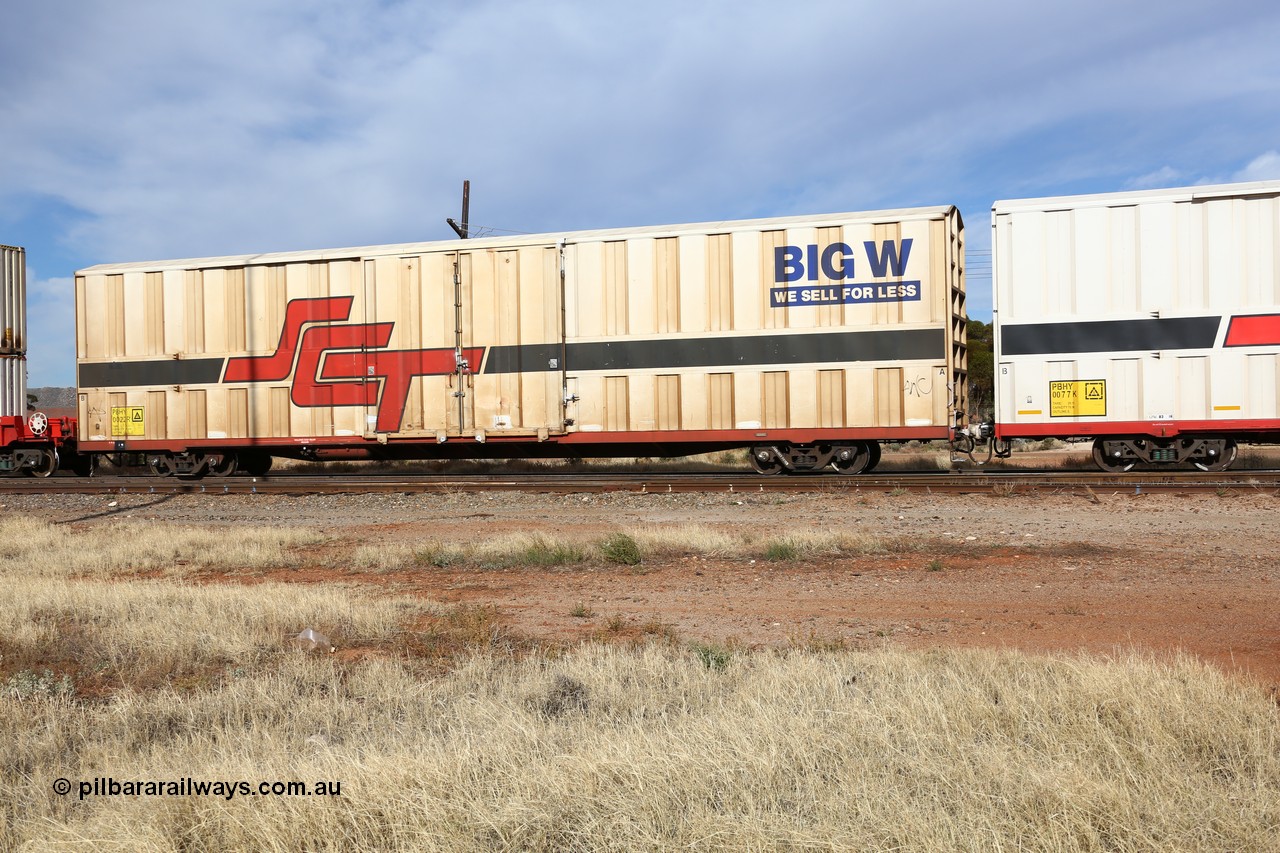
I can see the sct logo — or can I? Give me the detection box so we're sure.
[774,239,914,282]
[222,296,481,433]
[771,240,921,308]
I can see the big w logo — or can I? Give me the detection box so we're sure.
[222,297,482,433]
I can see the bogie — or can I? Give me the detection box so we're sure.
[23,448,59,478]
[1090,437,1239,473]
[750,442,880,476]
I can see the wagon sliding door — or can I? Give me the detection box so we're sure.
[359,245,565,440]
[450,245,567,439]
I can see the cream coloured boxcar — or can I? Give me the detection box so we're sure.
[992,179,1280,471]
[76,207,968,477]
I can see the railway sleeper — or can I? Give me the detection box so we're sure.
[1091,437,1237,473]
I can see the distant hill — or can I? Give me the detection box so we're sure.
[28,386,76,410]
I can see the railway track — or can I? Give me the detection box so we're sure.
[3,468,1279,496]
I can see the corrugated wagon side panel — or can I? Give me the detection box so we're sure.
[731,231,763,332]
[995,181,1280,438]
[559,210,962,439]
[526,247,563,429]
[412,252,457,436]
[676,234,708,334]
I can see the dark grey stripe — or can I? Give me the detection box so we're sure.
[484,328,945,374]
[78,328,945,387]
[484,343,563,374]
[79,358,227,388]
[1001,317,1220,356]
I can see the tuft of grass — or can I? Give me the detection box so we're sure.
[5,668,75,700]
[926,558,945,572]
[531,674,590,718]
[569,602,595,619]
[763,539,800,562]
[691,642,734,671]
[520,535,587,567]
[414,543,464,568]
[600,532,643,566]
[629,524,745,557]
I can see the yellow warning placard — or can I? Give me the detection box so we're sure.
[1049,380,1106,417]
[110,406,145,436]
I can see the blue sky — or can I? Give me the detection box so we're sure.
[3,0,1279,387]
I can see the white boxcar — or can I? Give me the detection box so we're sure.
[1,245,26,419]
[76,207,967,476]
[992,179,1280,471]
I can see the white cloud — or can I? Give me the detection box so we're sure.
[1124,166,1186,190]
[1233,150,1280,182]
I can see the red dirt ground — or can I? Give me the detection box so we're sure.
[40,483,1266,689]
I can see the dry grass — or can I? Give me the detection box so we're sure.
[353,532,588,571]
[0,574,425,694]
[3,643,1277,851]
[351,525,904,573]
[0,516,322,578]
[0,515,433,697]
[2,514,1277,851]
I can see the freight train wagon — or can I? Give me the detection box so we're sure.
[0,245,78,476]
[990,179,1280,471]
[74,207,969,477]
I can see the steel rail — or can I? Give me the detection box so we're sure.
[2,468,1279,496]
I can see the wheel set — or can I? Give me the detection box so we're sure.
[1090,437,1240,473]
[143,451,271,479]
[749,442,880,476]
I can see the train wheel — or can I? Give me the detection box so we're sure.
[207,453,238,477]
[148,454,174,477]
[749,446,784,475]
[240,452,273,477]
[25,449,59,478]
[175,454,210,480]
[831,442,873,475]
[1192,440,1237,472]
[1091,439,1136,473]
[865,441,882,473]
